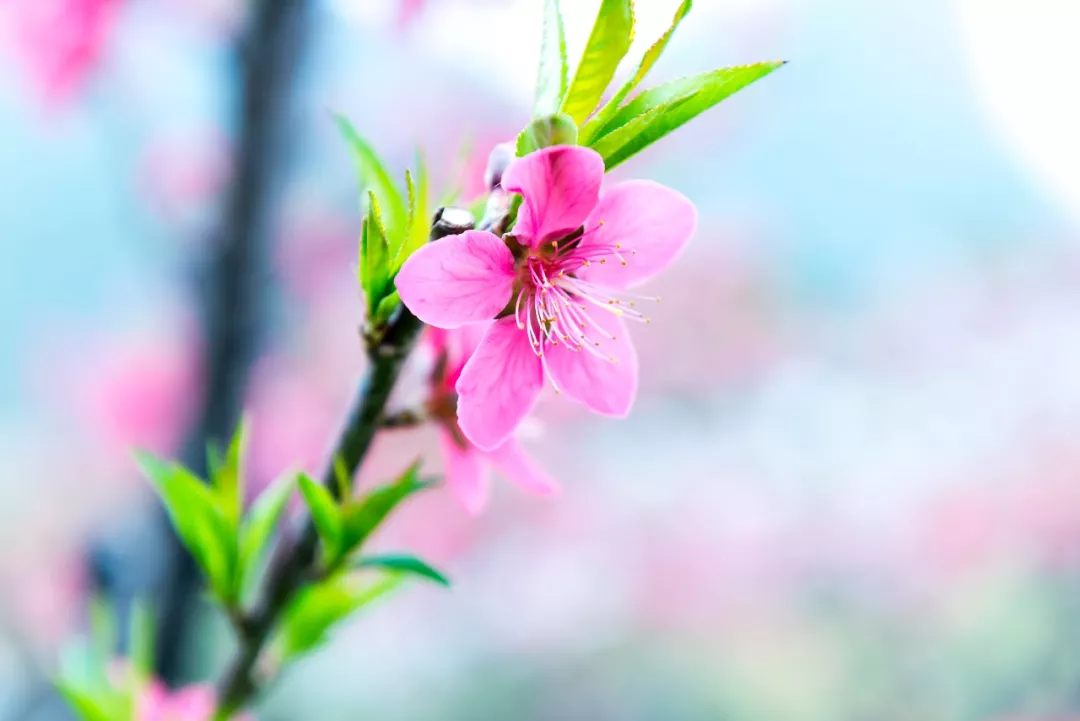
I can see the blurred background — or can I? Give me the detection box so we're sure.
[3,0,1080,719]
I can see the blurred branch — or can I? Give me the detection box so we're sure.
[153,0,311,682]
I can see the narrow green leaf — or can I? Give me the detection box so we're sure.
[517,113,579,157]
[362,192,394,317]
[560,0,635,124]
[341,462,433,552]
[276,574,402,660]
[238,473,295,598]
[591,61,785,169]
[332,455,353,500]
[127,601,155,679]
[355,554,450,587]
[373,290,401,327]
[136,452,237,600]
[396,160,430,269]
[214,417,248,527]
[534,0,568,117]
[55,682,111,721]
[588,90,696,164]
[335,114,407,243]
[297,473,343,560]
[88,597,115,666]
[580,0,692,144]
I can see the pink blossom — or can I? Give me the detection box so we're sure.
[395,145,697,450]
[3,0,121,105]
[422,325,559,513]
[135,683,229,721]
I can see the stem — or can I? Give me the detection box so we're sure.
[213,209,474,719]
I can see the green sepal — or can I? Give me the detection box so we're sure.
[560,0,635,124]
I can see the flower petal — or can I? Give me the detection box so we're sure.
[395,230,515,328]
[545,308,638,416]
[483,438,561,497]
[456,317,543,450]
[502,145,604,247]
[579,180,697,288]
[438,428,488,514]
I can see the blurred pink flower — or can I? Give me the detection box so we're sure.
[2,0,121,105]
[422,325,558,514]
[74,331,201,461]
[136,682,244,721]
[396,0,425,29]
[138,131,231,226]
[396,145,697,450]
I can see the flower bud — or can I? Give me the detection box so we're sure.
[483,141,516,190]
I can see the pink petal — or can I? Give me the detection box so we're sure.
[545,308,638,417]
[502,146,604,247]
[579,180,698,289]
[456,317,543,451]
[438,428,488,514]
[395,230,515,328]
[483,439,561,497]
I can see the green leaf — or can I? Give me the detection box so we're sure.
[238,473,295,598]
[589,61,785,169]
[213,418,248,527]
[55,682,112,721]
[588,90,695,165]
[354,554,450,587]
[560,0,635,124]
[516,113,579,157]
[297,472,344,561]
[373,289,401,327]
[88,597,116,664]
[341,462,433,552]
[362,192,394,316]
[580,0,692,144]
[127,600,155,679]
[137,452,237,601]
[335,114,407,243]
[275,574,402,660]
[397,157,430,270]
[534,0,568,117]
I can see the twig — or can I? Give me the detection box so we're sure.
[213,209,475,719]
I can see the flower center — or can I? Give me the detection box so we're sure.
[510,224,659,366]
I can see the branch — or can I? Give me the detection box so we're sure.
[213,208,475,719]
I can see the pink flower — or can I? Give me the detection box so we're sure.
[395,145,697,450]
[136,683,228,721]
[423,325,559,513]
[3,0,121,105]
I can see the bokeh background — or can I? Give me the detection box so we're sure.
[3,0,1080,719]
